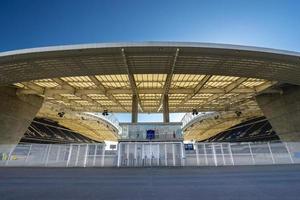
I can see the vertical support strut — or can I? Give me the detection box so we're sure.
[180,142,185,166]
[117,143,121,167]
[134,142,137,167]
[212,144,217,166]
[204,143,208,165]
[94,144,98,167]
[66,144,73,167]
[45,144,52,166]
[172,143,176,166]
[195,144,200,166]
[165,143,167,166]
[268,142,275,164]
[132,94,138,123]
[101,144,106,167]
[220,144,225,165]
[163,94,170,123]
[248,143,255,165]
[24,144,33,164]
[285,142,294,164]
[84,144,88,167]
[150,142,152,167]
[228,143,235,166]
[75,145,80,167]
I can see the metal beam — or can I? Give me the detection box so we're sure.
[88,75,128,111]
[21,82,45,95]
[121,48,144,112]
[17,87,265,96]
[44,103,258,113]
[202,77,248,105]
[177,75,212,110]
[52,78,105,110]
[158,48,179,112]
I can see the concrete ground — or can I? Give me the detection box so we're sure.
[0,165,300,200]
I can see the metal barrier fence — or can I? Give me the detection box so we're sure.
[0,143,117,167]
[118,142,184,167]
[1,142,300,167]
[185,142,300,166]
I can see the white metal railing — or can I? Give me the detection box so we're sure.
[181,112,218,129]
[85,112,122,134]
[1,142,300,167]
[117,142,184,167]
[0,143,117,167]
[185,142,300,166]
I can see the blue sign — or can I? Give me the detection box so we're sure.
[184,144,194,150]
[146,130,155,140]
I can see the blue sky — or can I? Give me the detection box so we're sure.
[1,0,300,52]
[1,0,299,122]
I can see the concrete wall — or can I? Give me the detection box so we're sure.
[0,87,43,144]
[256,85,300,141]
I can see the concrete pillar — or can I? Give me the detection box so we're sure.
[131,94,138,123]
[0,87,43,145]
[163,94,170,123]
[256,84,300,141]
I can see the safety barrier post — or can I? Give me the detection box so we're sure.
[172,143,176,166]
[285,142,294,164]
[83,144,88,167]
[101,144,106,167]
[248,143,255,165]
[45,144,52,166]
[134,142,137,167]
[5,145,15,166]
[212,144,217,166]
[142,143,145,166]
[204,143,208,165]
[267,142,275,164]
[195,144,200,166]
[93,145,98,166]
[117,143,121,167]
[158,143,160,166]
[220,144,225,165]
[150,142,152,167]
[180,142,185,166]
[228,143,235,166]
[75,145,80,167]
[24,144,33,165]
[56,146,61,163]
[66,144,73,167]
[164,143,167,166]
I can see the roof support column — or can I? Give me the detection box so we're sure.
[0,86,43,147]
[163,94,170,123]
[256,84,300,141]
[132,94,138,123]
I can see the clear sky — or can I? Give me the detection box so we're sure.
[1,0,299,122]
[1,0,300,52]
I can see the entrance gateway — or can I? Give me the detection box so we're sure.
[117,122,185,167]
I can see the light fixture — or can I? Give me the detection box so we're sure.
[58,112,65,118]
[192,109,198,115]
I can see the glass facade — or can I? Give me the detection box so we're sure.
[120,123,183,140]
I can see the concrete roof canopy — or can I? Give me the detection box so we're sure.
[1,42,300,141]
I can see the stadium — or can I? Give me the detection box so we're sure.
[0,42,300,167]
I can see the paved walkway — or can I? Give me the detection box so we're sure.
[1,165,300,200]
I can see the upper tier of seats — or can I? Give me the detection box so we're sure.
[201,117,280,142]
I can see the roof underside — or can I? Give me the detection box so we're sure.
[2,42,298,113]
[15,74,274,113]
[1,42,300,86]
[1,42,300,140]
